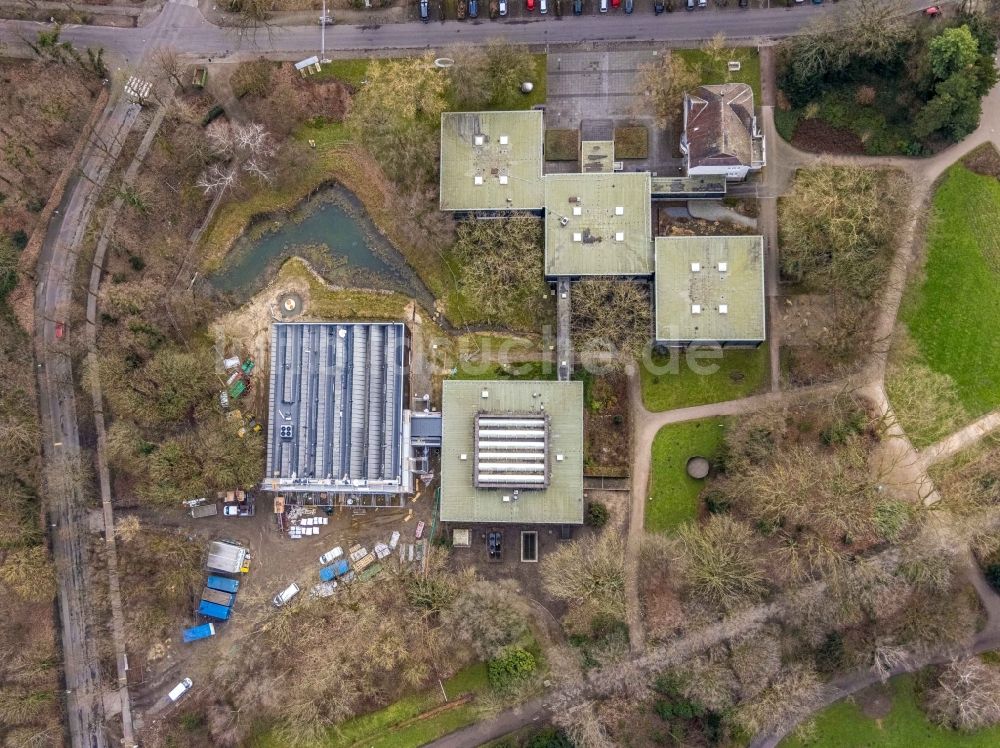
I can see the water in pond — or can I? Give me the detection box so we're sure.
[209,184,437,313]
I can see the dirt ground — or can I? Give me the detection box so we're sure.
[656,207,757,238]
[791,117,867,156]
[129,483,435,715]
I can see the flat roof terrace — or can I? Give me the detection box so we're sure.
[439,111,545,212]
[655,235,766,345]
[543,171,652,277]
[263,322,410,495]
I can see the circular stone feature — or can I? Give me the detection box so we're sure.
[686,456,710,480]
[521,81,534,93]
[277,292,303,319]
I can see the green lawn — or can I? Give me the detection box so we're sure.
[901,164,1000,417]
[640,346,769,412]
[675,48,761,103]
[646,418,727,533]
[449,361,556,381]
[252,663,489,748]
[781,674,1000,748]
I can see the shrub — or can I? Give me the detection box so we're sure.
[855,85,877,106]
[585,501,609,528]
[488,646,536,692]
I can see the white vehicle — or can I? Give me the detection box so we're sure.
[540,0,547,12]
[499,0,507,14]
[168,678,193,702]
[599,0,607,12]
[223,356,241,371]
[319,546,344,565]
[273,582,300,607]
[389,531,401,550]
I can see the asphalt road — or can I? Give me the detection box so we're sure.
[35,95,142,748]
[0,1,882,61]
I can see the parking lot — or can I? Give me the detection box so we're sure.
[415,0,771,23]
[545,49,683,175]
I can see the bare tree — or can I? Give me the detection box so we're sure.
[925,658,1000,732]
[633,52,700,129]
[571,279,651,368]
[541,532,627,623]
[152,46,186,90]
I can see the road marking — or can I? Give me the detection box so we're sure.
[53,441,63,447]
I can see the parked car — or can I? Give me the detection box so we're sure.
[573,0,583,13]
[540,0,547,12]
[319,546,344,565]
[457,0,467,17]
[686,0,694,9]
[469,0,479,16]
[54,321,65,340]
[415,520,425,538]
[499,0,507,14]
[654,0,664,11]
[420,0,429,20]
[272,582,300,607]
[739,0,748,6]
[611,0,620,7]
[488,531,502,559]
[168,678,193,702]
[697,0,706,6]
[389,531,401,550]
[526,0,534,10]
[599,0,608,12]
[924,5,941,16]
[624,0,632,12]
[555,0,562,16]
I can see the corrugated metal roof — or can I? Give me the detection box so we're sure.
[440,380,584,525]
[263,322,409,494]
[654,235,766,344]
[439,111,545,211]
[543,172,653,277]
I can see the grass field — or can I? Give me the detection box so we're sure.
[901,164,1000,417]
[614,126,649,159]
[449,361,557,381]
[675,48,762,103]
[252,663,490,748]
[646,418,727,533]
[640,346,769,412]
[781,673,1000,748]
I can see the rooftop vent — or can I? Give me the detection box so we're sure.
[572,206,583,216]
[460,453,468,460]
[615,206,624,215]
[691,262,701,272]
[719,304,729,314]
[474,175,484,185]
[615,232,625,241]
[499,175,509,185]
[474,135,485,146]
[559,216,570,227]
[691,304,702,315]
[573,232,583,242]
[718,261,728,272]
[481,389,489,399]
[499,135,509,145]
[556,454,564,462]
[280,424,293,439]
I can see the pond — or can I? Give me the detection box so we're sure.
[209,183,437,313]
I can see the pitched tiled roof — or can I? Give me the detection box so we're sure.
[685,83,756,170]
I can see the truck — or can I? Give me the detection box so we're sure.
[319,559,350,582]
[182,623,216,643]
[206,540,248,575]
[198,600,231,620]
[168,678,193,702]
[206,575,240,594]
[191,503,218,519]
[201,588,234,608]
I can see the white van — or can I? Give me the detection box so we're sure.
[273,582,300,607]
[319,546,344,565]
[540,0,547,12]
[168,678,193,702]
[599,0,607,11]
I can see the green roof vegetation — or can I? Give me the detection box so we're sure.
[440,380,584,525]
[543,172,652,277]
[654,235,766,344]
[439,111,545,211]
